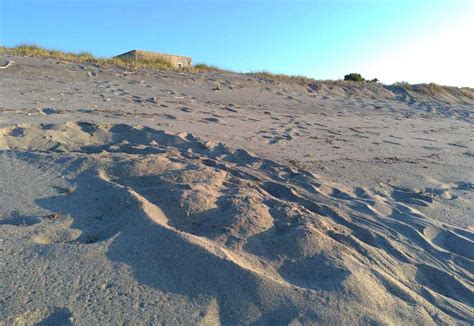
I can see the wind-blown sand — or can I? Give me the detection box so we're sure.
[1,56,473,325]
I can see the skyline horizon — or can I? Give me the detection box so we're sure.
[3,42,473,88]
[1,0,473,87]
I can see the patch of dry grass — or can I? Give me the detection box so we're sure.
[0,44,175,70]
[1,45,235,72]
[1,44,95,62]
[392,81,413,90]
[247,71,315,84]
[104,56,173,70]
[193,63,224,72]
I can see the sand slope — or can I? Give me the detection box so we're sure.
[1,121,472,324]
[1,56,473,324]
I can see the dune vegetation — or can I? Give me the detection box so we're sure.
[2,44,472,97]
[0,44,175,70]
[193,63,224,72]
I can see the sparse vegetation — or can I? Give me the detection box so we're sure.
[193,63,223,72]
[2,45,469,98]
[95,57,173,70]
[1,44,95,62]
[389,82,474,100]
[247,71,315,84]
[0,44,174,70]
[392,81,413,89]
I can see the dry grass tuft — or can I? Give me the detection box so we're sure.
[193,63,224,72]
[247,70,314,84]
[392,81,413,90]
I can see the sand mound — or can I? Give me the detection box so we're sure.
[1,122,473,324]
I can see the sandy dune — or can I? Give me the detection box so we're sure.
[0,56,473,325]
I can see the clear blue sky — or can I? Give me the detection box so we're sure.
[1,0,473,86]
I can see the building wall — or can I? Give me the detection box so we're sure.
[115,50,192,68]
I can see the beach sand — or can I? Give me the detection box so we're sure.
[1,56,473,325]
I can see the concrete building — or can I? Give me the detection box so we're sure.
[114,50,192,69]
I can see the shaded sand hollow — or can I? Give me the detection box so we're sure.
[0,56,473,325]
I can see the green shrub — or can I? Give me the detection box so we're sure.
[344,73,365,82]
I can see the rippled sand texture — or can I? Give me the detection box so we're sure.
[1,56,473,325]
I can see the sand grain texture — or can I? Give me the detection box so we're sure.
[1,56,473,325]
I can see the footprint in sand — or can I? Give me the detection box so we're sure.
[223,107,238,113]
[202,117,220,123]
[389,186,434,207]
[132,96,143,103]
[42,107,62,115]
[164,114,177,120]
[447,143,468,148]
[383,140,401,146]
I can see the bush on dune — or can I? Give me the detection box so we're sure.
[344,73,365,82]
[343,73,378,83]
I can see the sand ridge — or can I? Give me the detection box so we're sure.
[1,121,472,324]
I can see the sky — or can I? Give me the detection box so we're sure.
[1,0,473,86]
